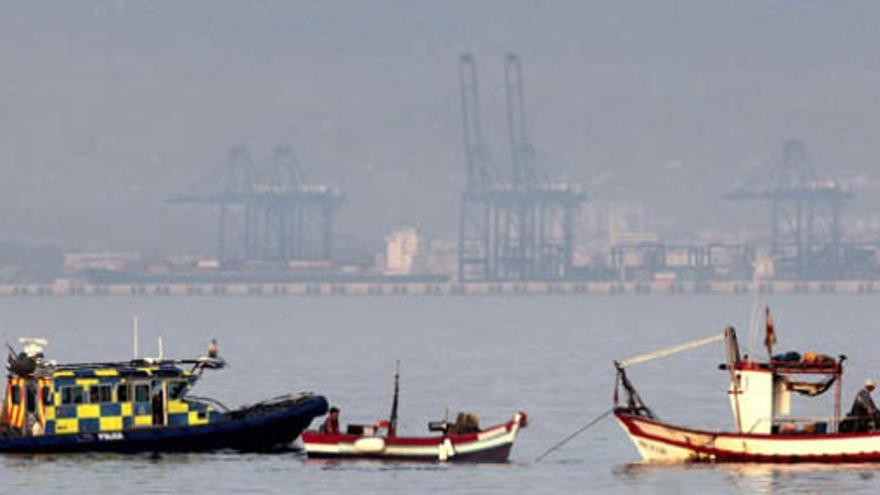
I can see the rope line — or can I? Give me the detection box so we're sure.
[534,409,613,463]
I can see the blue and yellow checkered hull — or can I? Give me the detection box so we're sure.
[0,394,328,453]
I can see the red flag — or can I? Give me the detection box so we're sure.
[764,306,777,357]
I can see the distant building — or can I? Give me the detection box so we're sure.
[608,202,658,246]
[195,259,221,270]
[64,252,142,274]
[384,227,419,275]
[753,252,775,280]
[416,238,458,278]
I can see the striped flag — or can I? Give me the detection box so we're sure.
[764,306,777,357]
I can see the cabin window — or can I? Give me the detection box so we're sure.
[134,384,150,403]
[117,383,129,402]
[11,385,21,405]
[61,386,85,405]
[168,381,188,400]
[26,387,36,413]
[89,384,113,404]
[41,387,52,406]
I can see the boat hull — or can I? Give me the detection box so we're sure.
[303,412,526,463]
[615,410,880,463]
[0,395,328,454]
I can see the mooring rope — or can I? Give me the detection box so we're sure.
[534,408,613,463]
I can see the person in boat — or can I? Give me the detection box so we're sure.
[208,339,219,359]
[151,384,165,426]
[843,379,880,433]
[320,407,340,435]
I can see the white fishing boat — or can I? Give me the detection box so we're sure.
[302,363,527,462]
[302,412,527,462]
[613,310,880,463]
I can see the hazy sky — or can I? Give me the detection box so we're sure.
[2,1,880,254]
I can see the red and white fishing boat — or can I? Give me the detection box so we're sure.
[302,364,527,462]
[614,309,880,463]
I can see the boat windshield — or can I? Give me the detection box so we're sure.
[169,381,189,400]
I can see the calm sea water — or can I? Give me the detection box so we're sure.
[1,294,879,494]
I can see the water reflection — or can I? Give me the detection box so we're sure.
[615,462,880,494]
[1,450,298,470]
[721,463,880,494]
[302,457,523,473]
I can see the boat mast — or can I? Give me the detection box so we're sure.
[133,316,139,359]
[389,360,399,437]
[725,326,744,433]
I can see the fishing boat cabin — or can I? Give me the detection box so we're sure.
[724,351,843,435]
[1,338,225,438]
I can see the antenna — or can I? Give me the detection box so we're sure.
[389,359,400,437]
[133,316,140,359]
[158,336,164,360]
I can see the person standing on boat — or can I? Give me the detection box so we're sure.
[847,379,880,432]
[320,407,341,435]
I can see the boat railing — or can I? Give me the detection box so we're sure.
[185,395,230,412]
[749,416,841,434]
[237,392,315,410]
[185,392,314,415]
[226,392,316,420]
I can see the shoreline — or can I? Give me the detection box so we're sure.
[0,280,878,297]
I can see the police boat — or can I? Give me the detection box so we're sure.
[0,338,328,453]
